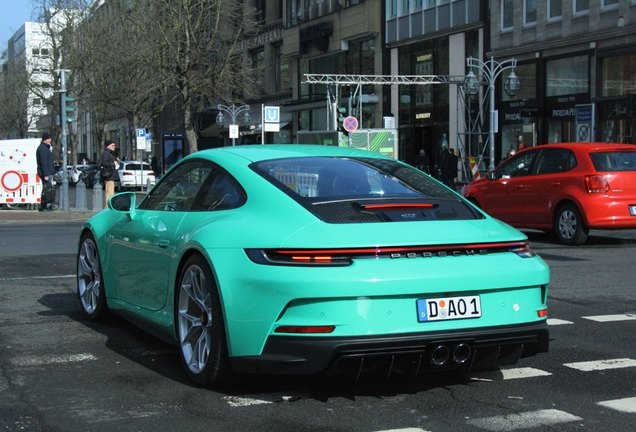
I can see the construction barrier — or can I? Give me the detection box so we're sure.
[469,156,481,181]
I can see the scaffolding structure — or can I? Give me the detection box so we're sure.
[304,73,495,183]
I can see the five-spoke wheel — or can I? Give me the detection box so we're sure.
[77,232,110,321]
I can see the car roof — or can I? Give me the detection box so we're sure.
[192,144,392,163]
[521,142,636,152]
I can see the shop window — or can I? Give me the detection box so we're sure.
[601,54,636,97]
[546,55,588,97]
[547,121,575,143]
[503,63,536,101]
[548,0,562,20]
[524,0,537,25]
[501,0,513,30]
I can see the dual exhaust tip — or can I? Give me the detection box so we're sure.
[430,343,472,366]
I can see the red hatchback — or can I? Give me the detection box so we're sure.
[462,143,636,245]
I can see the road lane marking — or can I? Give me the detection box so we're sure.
[11,353,97,366]
[0,275,75,281]
[564,358,636,371]
[582,314,636,322]
[375,429,431,432]
[466,409,582,431]
[469,367,552,382]
[597,397,636,413]
[223,396,273,407]
[547,318,573,325]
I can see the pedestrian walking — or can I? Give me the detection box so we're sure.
[36,132,55,211]
[100,140,120,202]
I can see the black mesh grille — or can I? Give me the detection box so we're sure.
[310,200,481,224]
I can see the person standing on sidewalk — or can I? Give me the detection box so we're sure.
[100,140,120,203]
[36,132,55,211]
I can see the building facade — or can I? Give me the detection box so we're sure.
[492,0,636,160]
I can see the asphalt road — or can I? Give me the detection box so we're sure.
[0,221,635,431]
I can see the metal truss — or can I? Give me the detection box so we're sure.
[304,74,467,86]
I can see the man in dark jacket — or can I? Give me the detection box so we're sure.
[100,140,120,202]
[36,132,55,211]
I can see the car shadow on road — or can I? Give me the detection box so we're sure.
[37,291,483,399]
[522,229,636,247]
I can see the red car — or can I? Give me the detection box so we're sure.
[462,143,636,245]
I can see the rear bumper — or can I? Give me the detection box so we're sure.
[229,321,549,377]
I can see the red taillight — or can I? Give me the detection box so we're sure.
[537,308,548,318]
[585,175,609,193]
[275,326,336,334]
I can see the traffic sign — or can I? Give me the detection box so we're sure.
[343,116,359,132]
[229,124,239,139]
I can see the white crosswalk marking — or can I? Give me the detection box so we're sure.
[10,353,97,366]
[564,358,636,371]
[597,397,636,413]
[547,318,573,325]
[469,367,552,381]
[466,409,582,431]
[582,314,636,322]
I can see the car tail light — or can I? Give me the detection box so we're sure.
[584,175,609,193]
[245,240,535,266]
[275,326,336,334]
[537,308,548,318]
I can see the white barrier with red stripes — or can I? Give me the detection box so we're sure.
[0,139,43,205]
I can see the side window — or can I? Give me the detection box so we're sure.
[193,169,246,210]
[535,148,574,175]
[141,161,213,211]
[499,151,537,178]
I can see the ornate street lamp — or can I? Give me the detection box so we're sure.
[216,103,251,146]
[464,57,520,170]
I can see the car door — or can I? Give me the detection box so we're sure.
[523,148,575,225]
[481,150,538,225]
[108,161,214,310]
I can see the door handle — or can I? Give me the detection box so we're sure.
[157,239,170,248]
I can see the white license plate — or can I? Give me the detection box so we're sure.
[417,295,482,322]
[630,205,636,216]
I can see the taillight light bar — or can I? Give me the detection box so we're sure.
[585,174,609,193]
[245,240,536,266]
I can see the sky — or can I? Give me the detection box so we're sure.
[0,0,35,45]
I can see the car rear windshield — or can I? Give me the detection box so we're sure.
[123,163,151,171]
[589,151,636,172]
[254,156,458,201]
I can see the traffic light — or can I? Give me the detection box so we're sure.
[65,95,75,123]
[337,106,348,136]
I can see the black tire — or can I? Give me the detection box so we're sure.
[77,232,111,321]
[175,254,231,387]
[554,203,588,245]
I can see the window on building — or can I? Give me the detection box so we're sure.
[255,0,266,23]
[252,49,265,94]
[414,0,423,10]
[602,0,619,7]
[402,0,410,14]
[502,0,513,30]
[32,48,39,56]
[424,0,436,8]
[33,98,42,106]
[574,0,589,14]
[40,48,49,56]
[274,44,290,94]
[546,55,588,97]
[388,0,397,17]
[525,0,537,25]
[601,53,636,97]
[548,0,562,20]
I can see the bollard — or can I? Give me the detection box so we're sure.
[146,178,152,191]
[93,182,103,213]
[75,179,89,212]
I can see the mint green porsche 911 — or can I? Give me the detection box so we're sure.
[77,145,549,387]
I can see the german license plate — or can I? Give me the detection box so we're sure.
[629,205,636,216]
[417,295,481,322]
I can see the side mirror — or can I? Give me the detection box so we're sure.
[109,191,137,218]
[486,171,497,180]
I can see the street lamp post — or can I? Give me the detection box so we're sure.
[216,103,251,146]
[463,56,520,171]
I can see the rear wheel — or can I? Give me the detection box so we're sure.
[77,232,111,321]
[176,254,231,387]
[554,203,588,245]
